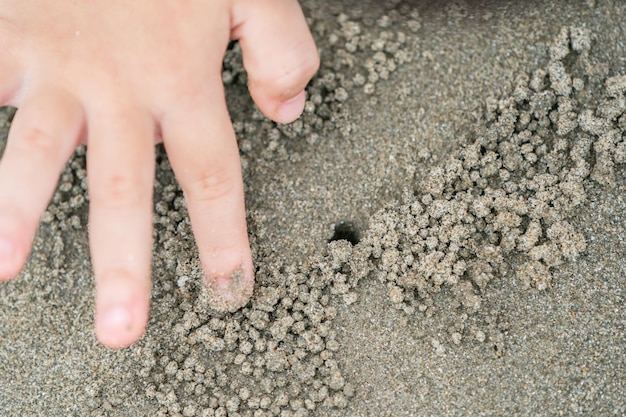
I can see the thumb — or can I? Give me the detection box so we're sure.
[231,0,319,123]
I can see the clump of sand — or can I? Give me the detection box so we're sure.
[367,26,600,312]
[369,25,626,314]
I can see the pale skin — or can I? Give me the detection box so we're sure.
[0,1,319,348]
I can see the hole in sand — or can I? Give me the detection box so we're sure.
[329,221,361,245]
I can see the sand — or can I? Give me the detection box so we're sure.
[1,0,626,415]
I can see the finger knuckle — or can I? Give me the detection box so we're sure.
[164,77,203,106]
[257,52,320,96]
[155,70,210,109]
[186,169,236,205]
[16,126,57,156]
[90,172,144,207]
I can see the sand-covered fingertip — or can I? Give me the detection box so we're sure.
[201,266,255,313]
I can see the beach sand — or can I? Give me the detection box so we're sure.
[1,0,625,415]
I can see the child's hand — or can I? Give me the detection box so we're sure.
[0,1,319,348]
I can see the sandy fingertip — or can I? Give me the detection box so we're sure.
[204,266,254,313]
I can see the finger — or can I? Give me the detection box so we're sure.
[232,0,319,123]
[0,88,83,280]
[161,82,253,312]
[87,105,155,348]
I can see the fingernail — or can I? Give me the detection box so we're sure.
[100,305,133,333]
[277,91,306,123]
[0,236,15,260]
[212,276,236,302]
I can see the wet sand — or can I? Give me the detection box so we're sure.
[1,0,625,415]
